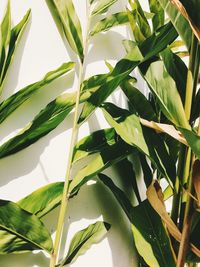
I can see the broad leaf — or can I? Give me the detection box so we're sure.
[78,22,178,124]
[0,62,75,124]
[1,9,31,88]
[0,89,93,159]
[148,0,164,30]
[48,0,84,61]
[92,0,117,16]
[90,11,130,36]
[140,60,189,129]
[59,221,110,265]
[120,78,157,121]
[0,182,64,254]
[158,0,192,48]
[99,174,176,267]
[0,200,53,254]
[101,103,176,184]
[161,47,187,105]
[18,182,64,218]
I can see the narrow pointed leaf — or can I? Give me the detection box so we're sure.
[129,0,151,38]
[1,9,31,86]
[148,0,164,30]
[0,0,11,87]
[0,0,11,51]
[99,174,176,267]
[158,0,192,48]
[140,60,189,129]
[0,89,93,159]
[0,62,75,124]
[49,0,83,61]
[92,0,117,16]
[60,221,110,265]
[0,200,53,254]
[78,22,177,124]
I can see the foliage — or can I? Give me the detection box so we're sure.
[0,0,200,267]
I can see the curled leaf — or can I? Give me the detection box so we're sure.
[147,180,200,257]
[140,118,188,146]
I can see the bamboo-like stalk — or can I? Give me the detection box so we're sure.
[49,2,91,266]
[176,34,200,267]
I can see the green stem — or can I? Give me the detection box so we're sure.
[171,146,186,225]
[177,34,199,267]
[49,2,91,267]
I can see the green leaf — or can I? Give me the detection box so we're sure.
[78,22,178,124]
[101,103,176,184]
[73,128,117,163]
[0,200,53,254]
[188,211,200,262]
[191,89,200,122]
[180,0,200,39]
[102,103,149,155]
[49,0,84,61]
[0,182,64,254]
[158,0,192,48]
[69,138,134,197]
[148,0,164,30]
[140,60,189,129]
[120,78,157,121]
[99,174,176,267]
[1,9,31,87]
[161,48,187,105]
[0,62,75,124]
[131,200,176,267]
[17,182,64,218]
[0,0,11,87]
[59,221,110,265]
[90,11,130,36]
[0,89,93,159]
[129,0,151,39]
[179,128,200,160]
[92,0,117,16]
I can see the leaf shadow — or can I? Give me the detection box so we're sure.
[0,110,74,188]
[0,71,74,143]
[86,31,126,66]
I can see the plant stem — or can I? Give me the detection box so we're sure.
[49,2,91,266]
[177,34,199,267]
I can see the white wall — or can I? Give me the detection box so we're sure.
[0,1,140,266]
